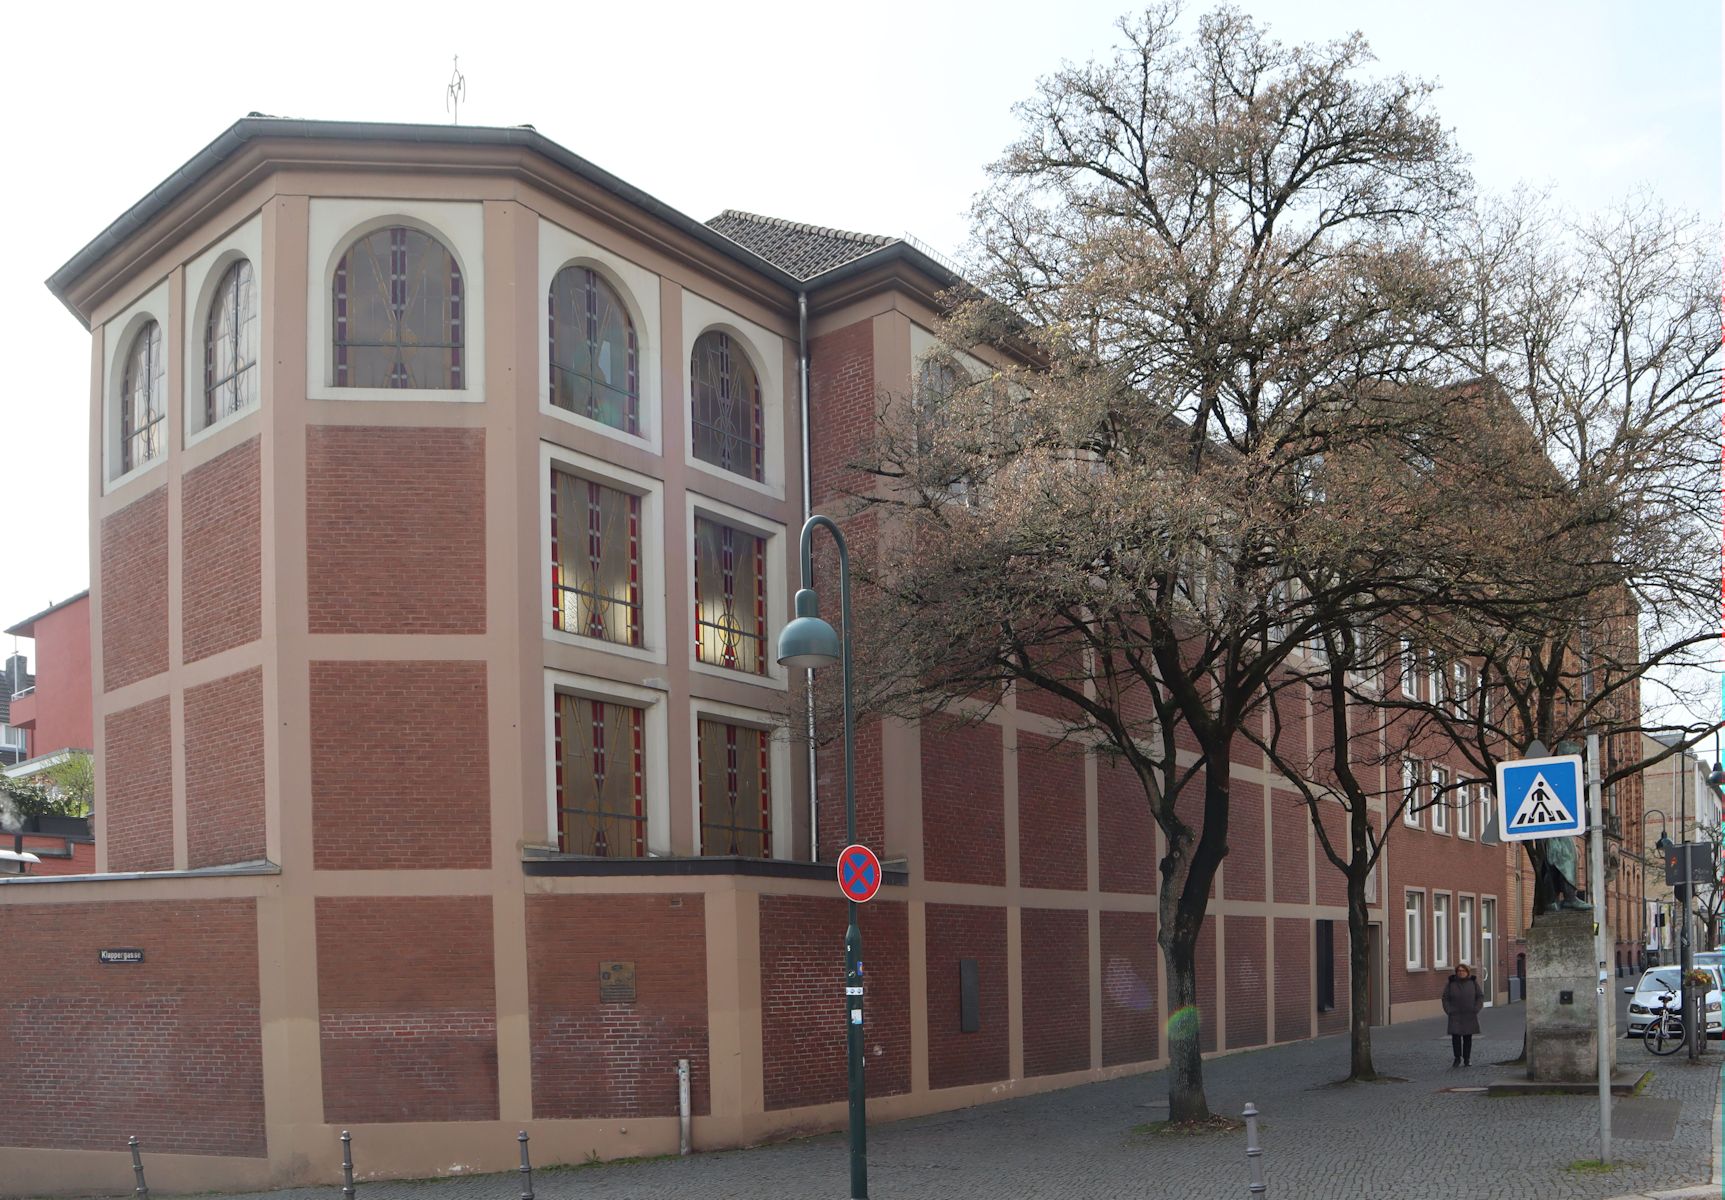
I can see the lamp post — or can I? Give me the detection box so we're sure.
[1642,809,1669,969]
[776,513,867,1200]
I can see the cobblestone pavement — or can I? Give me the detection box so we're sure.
[57,1005,1724,1200]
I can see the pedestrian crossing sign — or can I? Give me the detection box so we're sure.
[1495,754,1585,842]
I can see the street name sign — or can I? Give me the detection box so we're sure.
[1495,754,1585,842]
[838,844,882,903]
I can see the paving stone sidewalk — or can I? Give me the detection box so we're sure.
[46,1005,1723,1200]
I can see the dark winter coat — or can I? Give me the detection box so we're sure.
[1442,973,1485,1036]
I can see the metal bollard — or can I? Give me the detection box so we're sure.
[517,1131,535,1200]
[1243,1102,1266,1196]
[340,1129,355,1200]
[128,1136,150,1200]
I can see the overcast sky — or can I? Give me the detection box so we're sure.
[2,1,1718,697]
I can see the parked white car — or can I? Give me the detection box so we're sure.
[1624,965,1725,1038]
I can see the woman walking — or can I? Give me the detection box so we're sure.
[1443,962,1485,1067]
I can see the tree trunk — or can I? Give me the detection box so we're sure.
[1346,875,1376,1080]
[1158,918,1211,1122]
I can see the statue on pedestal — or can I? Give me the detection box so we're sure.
[1540,834,1591,911]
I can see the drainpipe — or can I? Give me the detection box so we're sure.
[800,291,819,862]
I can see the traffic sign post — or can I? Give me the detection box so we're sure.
[1495,755,1585,842]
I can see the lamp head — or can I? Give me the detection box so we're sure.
[777,589,841,669]
[1708,762,1725,790]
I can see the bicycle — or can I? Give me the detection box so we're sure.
[1644,989,1688,1056]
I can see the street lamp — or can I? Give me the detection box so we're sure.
[1642,809,1670,968]
[777,513,867,1200]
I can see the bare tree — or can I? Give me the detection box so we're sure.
[846,4,1470,1122]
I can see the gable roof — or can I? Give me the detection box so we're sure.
[705,210,895,281]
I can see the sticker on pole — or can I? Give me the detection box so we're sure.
[838,844,882,903]
[1495,754,1584,842]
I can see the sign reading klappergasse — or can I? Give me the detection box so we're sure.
[1496,754,1585,842]
[98,948,144,964]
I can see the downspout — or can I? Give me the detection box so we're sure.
[800,291,819,862]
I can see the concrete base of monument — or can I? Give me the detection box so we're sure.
[1525,909,1617,1083]
[1486,1068,1649,1097]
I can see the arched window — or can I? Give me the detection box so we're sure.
[690,331,764,482]
[332,226,463,389]
[204,259,258,427]
[120,321,165,473]
[549,266,639,434]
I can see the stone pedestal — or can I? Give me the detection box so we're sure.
[1526,909,1616,1082]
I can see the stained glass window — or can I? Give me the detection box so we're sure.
[693,516,766,675]
[120,320,165,473]
[550,469,642,646]
[690,331,764,481]
[332,226,464,389]
[697,718,772,857]
[549,266,638,433]
[554,694,646,857]
[204,259,258,427]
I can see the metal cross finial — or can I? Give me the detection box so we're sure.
[446,55,467,125]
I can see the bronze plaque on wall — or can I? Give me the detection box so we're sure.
[599,960,636,1003]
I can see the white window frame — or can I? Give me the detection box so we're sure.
[543,668,671,857]
[682,290,787,501]
[1430,763,1449,834]
[1405,889,1425,970]
[1479,785,1495,838]
[538,218,663,455]
[183,213,265,447]
[686,490,788,690]
[1402,758,1422,828]
[1400,639,1417,699]
[1432,891,1452,969]
[1457,775,1472,838]
[540,441,667,665]
[306,198,486,403]
[102,278,172,490]
[687,696,795,861]
[1459,894,1476,971]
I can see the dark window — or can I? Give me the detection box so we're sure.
[204,259,258,427]
[332,226,464,389]
[550,468,642,646]
[120,321,165,473]
[549,266,638,433]
[690,330,764,481]
[553,694,646,858]
[696,718,772,857]
[693,515,767,674]
[1316,919,1336,1013]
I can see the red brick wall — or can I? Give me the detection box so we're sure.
[1194,920,1219,1053]
[1098,758,1156,895]
[310,661,489,869]
[809,320,874,506]
[924,903,1009,1090]
[759,896,909,1110]
[1100,910,1159,1066]
[1387,799,1506,1009]
[1270,790,1310,903]
[0,899,264,1156]
[316,896,498,1123]
[16,594,92,759]
[817,717,883,862]
[1223,786,1265,901]
[306,426,485,634]
[921,720,1004,887]
[181,437,261,663]
[100,487,168,690]
[1021,907,1089,1077]
[185,667,265,868]
[526,894,709,1119]
[17,835,96,875]
[1223,915,1268,1049]
[104,696,172,872]
[1273,917,1312,1043]
[1315,801,1349,906]
[1018,734,1086,891]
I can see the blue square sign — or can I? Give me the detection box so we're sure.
[1495,754,1585,842]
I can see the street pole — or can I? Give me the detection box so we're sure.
[1586,731,1611,1165]
[787,514,868,1200]
[1683,760,1694,1060]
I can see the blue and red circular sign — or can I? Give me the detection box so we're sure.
[838,844,882,903]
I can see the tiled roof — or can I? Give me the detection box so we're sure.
[706,210,895,281]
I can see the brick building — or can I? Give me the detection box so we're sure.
[0,118,1516,1194]
[2,592,96,874]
